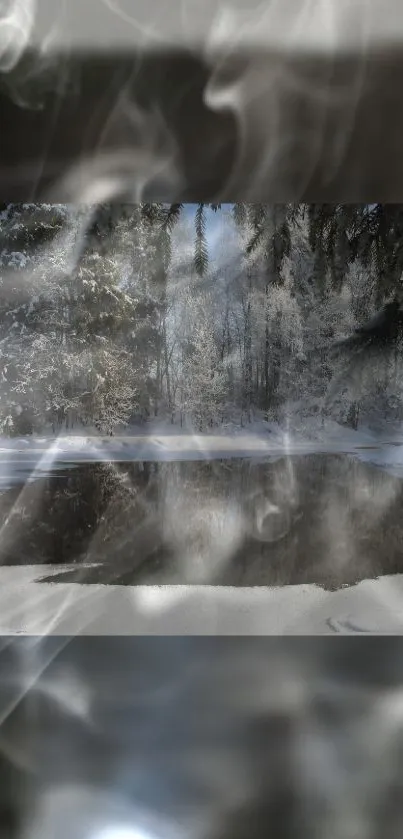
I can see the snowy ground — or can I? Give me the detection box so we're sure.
[0,564,403,635]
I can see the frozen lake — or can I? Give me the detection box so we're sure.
[0,425,403,634]
[2,429,403,576]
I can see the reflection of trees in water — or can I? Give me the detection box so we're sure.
[1,455,403,587]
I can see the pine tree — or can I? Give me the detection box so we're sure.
[0,203,140,435]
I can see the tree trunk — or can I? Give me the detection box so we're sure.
[162,318,172,414]
[242,265,253,423]
[264,322,270,412]
[154,354,161,417]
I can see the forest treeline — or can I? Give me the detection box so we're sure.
[0,202,402,436]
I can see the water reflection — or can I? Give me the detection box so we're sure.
[0,453,402,588]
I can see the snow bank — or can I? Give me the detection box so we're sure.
[0,565,402,635]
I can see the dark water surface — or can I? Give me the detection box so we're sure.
[2,452,403,589]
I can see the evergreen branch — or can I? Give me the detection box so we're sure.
[161,203,184,231]
[194,203,209,277]
[245,225,265,255]
[232,203,248,229]
[141,203,163,224]
[245,204,270,256]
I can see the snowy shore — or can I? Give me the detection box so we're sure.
[0,564,402,635]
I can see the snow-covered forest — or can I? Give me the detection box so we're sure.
[1,202,403,437]
[2,203,403,588]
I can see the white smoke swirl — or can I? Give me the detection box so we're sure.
[203,0,372,198]
[0,0,36,71]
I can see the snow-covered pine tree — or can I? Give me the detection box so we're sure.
[0,203,72,434]
[0,203,142,435]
